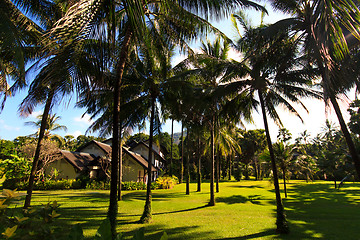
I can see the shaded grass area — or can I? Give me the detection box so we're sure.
[23,180,360,239]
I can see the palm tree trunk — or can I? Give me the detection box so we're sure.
[228,154,231,181]
[180,123,184,183]
[140,95,155,223]
[170,119,173,176]
[109,26,132,237]
[197,135,201,192]
[282,168,287,198]
[258,90,288,234]
[209,116,215,206]
[186,129,190,195]
[24,91,54,208]
[329,95,360,179]
[118,124,123,201]
[216,148,220,193]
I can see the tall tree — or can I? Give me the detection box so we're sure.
[268,0,360,179]
[218,12,321,233]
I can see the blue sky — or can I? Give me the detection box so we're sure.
[0,3,353,141]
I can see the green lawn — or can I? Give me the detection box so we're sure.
[23,180,360,239]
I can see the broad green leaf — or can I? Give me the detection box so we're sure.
[2,225,17,239]
[159,232,168,240]
[68,224,84,240]
[132,227,145,240]
[95,218,112,240]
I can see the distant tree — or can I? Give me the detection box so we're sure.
[277,128,292,143]
[238,129,267,180]
[0,139,16,160]
[348,100,360,136]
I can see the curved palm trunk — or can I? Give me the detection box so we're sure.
[118,124,123,201]
[228,154,231,181]
[330,95,360,179]
[311,30,360,180]
[197,135,201,192]
[209,116,215,206]
[216,148,220,193]
[170,119,173,176]
[140,95,155,223]
[186,129,190,195]
[258,90,288,234]
[109,26,132,237]
[24,91,54,208]
[282,168,287,198]
[180,123,184,183]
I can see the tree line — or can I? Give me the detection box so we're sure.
[2,0,360,237]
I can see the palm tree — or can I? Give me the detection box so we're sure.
[25,113,67,139]
[217,12,321,233]
[50,0,266,236]
[268,0,360,179]
[0,0,44,110]
[19,1,91,209]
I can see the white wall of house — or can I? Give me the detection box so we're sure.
[122,155,146,182]
[45,159,79,179]
[132,145,156,164]
[80,145,106,157]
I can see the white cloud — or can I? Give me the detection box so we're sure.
[0,119,20,132]
[227,48,242,61]
[29,111,43,119]
[74,114,94,125]
[70,130,82,138]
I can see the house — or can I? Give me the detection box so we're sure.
[47,139,167,183]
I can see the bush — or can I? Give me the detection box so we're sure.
[121,181,146,190]
[2,179,82,191]
[86,180,111,190]
[156,176,178,189]
[0,189,61,240]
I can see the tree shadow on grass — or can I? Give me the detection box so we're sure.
[273,182,360,239]
[216,194,264,205]
[120,224,215,240]
[119,204,209,218]
[122,191,186,202]
[214,229,276,239]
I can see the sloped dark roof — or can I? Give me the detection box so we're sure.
[144,139,169,155]
[76,140,112,155]
[59,150,97,171]
[130,141,166,162]
[122,147,157,172]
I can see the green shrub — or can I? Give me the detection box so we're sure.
[155,176,178,189]
[2,179,83,191]
[121,181,146,190]
[86,180,111,190]
[0,189,61,240]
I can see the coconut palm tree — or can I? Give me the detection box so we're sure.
[0,0,45,110]
[216,12,322,233]
[19,1,93,209]
[50,0,266,236]
[268,0,360,179]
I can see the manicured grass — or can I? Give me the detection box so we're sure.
[22,180,360,239]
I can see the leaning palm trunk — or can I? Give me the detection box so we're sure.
[259,90,288,234]
[118,124,123,201]
[24,92,54,208]
[140,95,155,223]
[209,116,215,206]
[170,119,173,176]
[109,27,133,237]
[180,124,184,183]
[282,168,287,198]
[216,148,220,193]
[197,135,201,192]
[186,130,190,195]
[330,94,360,179]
